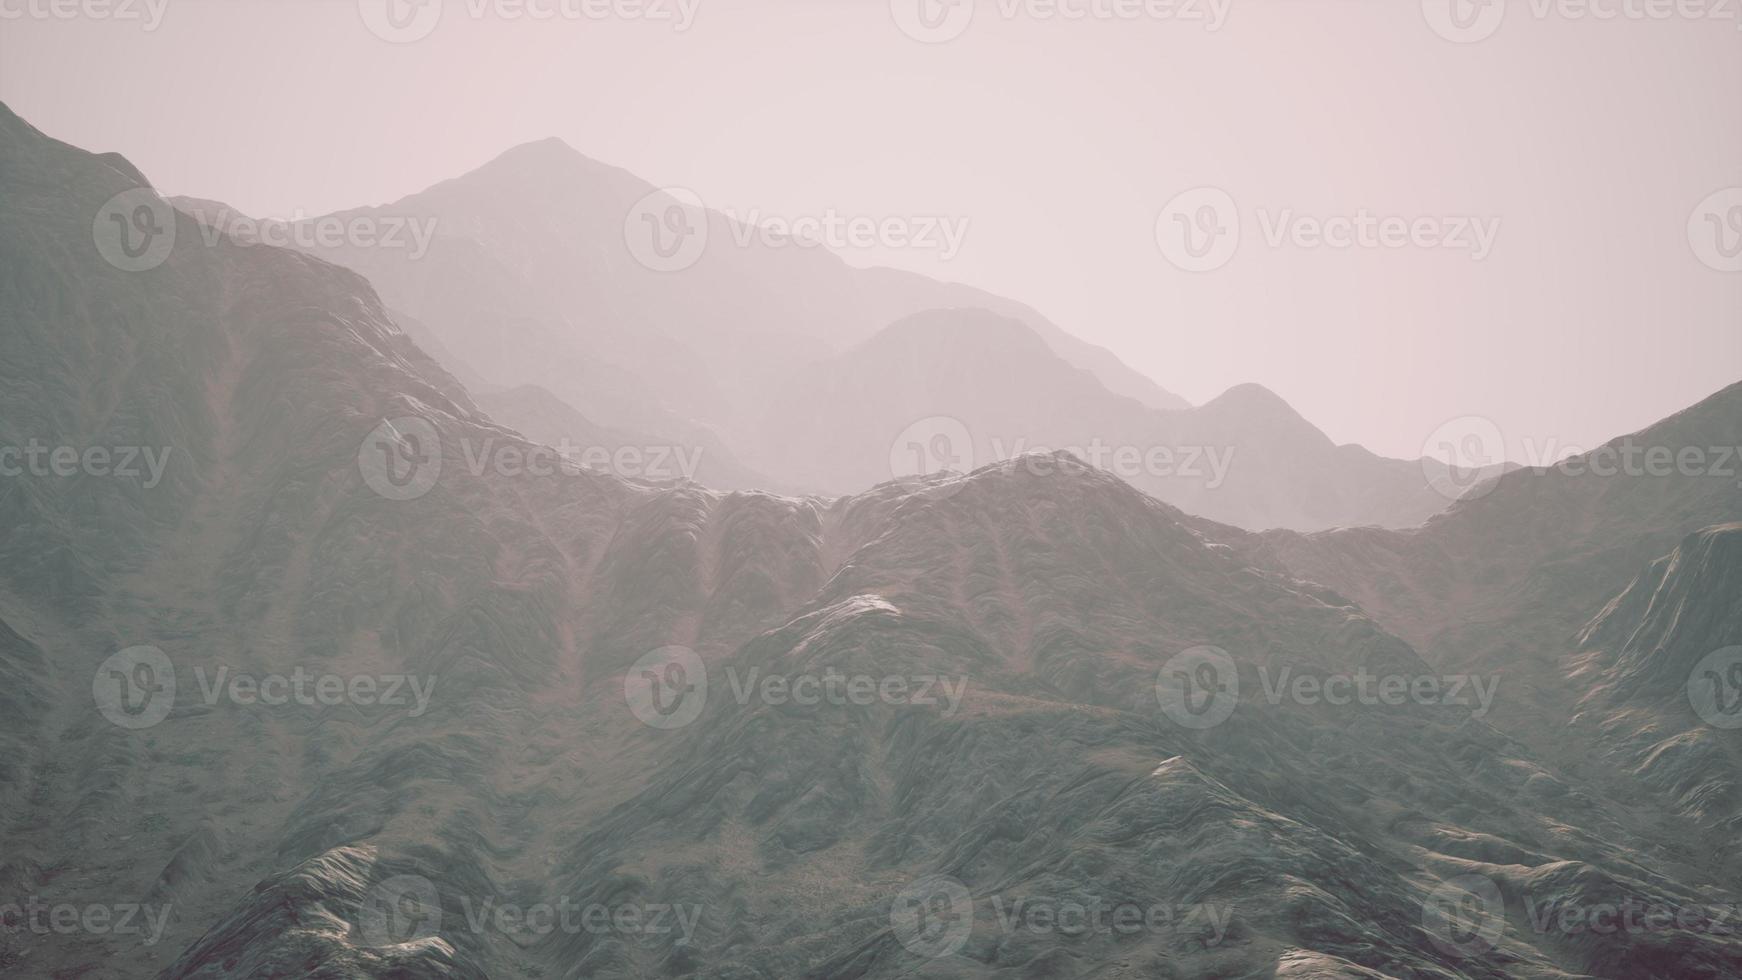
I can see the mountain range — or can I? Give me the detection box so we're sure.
[251,137,1499,532]
[2,101,1738,980]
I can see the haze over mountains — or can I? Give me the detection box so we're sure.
[3,101,1740,980]
[234,136,1500,532]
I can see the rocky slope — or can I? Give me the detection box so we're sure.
[2,102,1739,980]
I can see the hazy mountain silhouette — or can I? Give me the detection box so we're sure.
[5,103,1740,980]
[276,138,1495,531]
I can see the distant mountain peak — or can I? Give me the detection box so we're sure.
[869,307,1050,352]
[1206,382,1293,413]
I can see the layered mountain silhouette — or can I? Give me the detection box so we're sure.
[3,102,1739,980]
[276,137,1489,532]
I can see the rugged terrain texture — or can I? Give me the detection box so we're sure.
[2,103,1738,980]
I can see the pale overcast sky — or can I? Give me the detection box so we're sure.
[4,0,1738,460]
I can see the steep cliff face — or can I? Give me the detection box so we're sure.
[3,102,1739,980]
[1564,524,1742,830]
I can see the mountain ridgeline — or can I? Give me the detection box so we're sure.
[1,103,1739,980]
